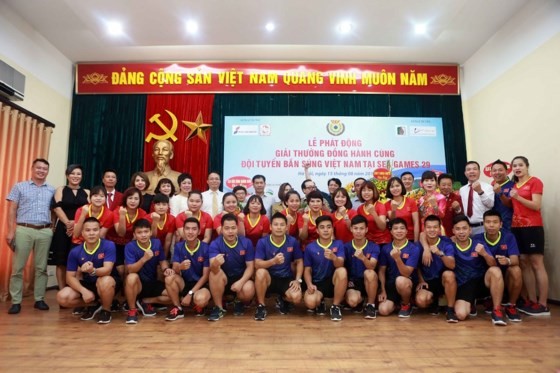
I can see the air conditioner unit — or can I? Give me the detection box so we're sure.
[0,60,25,101]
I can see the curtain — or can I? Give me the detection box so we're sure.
[0,100,54,301]
[67,94,147,190]
[210,94,467,183]
[143,94,214,191]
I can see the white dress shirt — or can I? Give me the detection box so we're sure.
[201,189,224,218]
[459,180,495,225]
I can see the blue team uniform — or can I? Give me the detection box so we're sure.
[419,236,455,281]
[209,235,255,278]
[343,240,380,279]
[304,239,345,283]
[124,239,166,282]
[255,235,302,278]
[172,240,210,283]
[453,237,492,286]
[67,239,118,284]
[475,231,519,271]
[379,240,420,282]
[493,179,514,231]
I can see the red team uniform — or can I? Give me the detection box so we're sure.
[72,205,115,244]
[384,197,417,241]
[331,209,357,243]
[280,209,303,238]
[243,214,271,247]
[357,203,391,245]
[511,177,543,227]
[145,212,177,244]
[175,210,214,242]
[298,211,324,249]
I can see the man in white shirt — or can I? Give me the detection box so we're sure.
[351,177,366,209]
[459,161,494,235]
[252,174,274,219]
[201,172,224,218]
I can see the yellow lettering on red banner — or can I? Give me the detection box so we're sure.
[361,70,396,86]
[149,70,182,87]
[218,70,244,86]
[328,72,357,85]
[282,71,324,86]
[249,73,279,85]
[400,71,428,86]
[186,72,212,85]
[111,68,145,85]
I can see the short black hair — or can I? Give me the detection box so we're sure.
[90,185,106,197]
[83,217,100,225]
[252,174,266,183]
[465,161,480,170]
[315,215,333,226]
[153,193,170,204]
[133,218,151,230]
[421,170,437,182]
[400,171,413,179]
[483,209,502,222]
[232,185,247,194]
[271,212,288,224]
[306,190,323,202]
[389,217,408,229]
[32,158,49,167]
[424,215,441,225]
[453,215,470,226]
[184,216,200,228]
[350,215,368,226]
[491,159,508,170]
[243,194,267,215]
[221,213,238,226]
[438,173,454,184]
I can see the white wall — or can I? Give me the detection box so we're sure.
[462,0,560,300]
[0,1,73,186]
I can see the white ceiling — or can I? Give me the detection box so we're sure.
[4,0,530,64]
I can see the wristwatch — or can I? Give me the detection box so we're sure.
[296,278,302,283]
[188,290,194,296]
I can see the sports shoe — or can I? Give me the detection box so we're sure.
[429,302,440,315]
[364,303,377,319]
[121,301,129,312]
[72,307,85,315]
[233,300,245,316]
[469,300,478,317]
[254,304,267,321]
[520,302,551,316]
[153,303,168,311]
[505,304,522,322]
[491,308,507,326]
[483,298,493,314]
[398,303,413,318]
[110,299,120,312]
[80,304,102,321]
[165,306,185,321]
[97,309,112,324]
[330,305,342,321]
[446,307,458,323]
[136,300,156,317]
[208,306,225,321]
[315,300,327,316]
[352,304,364,314]
[126,309,139,324]
[193,305,205,316]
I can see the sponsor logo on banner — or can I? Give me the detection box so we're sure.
[326,120,345,136]
[410,126,437,137]
[396,126,407,136]
[226,176,253,189]
[232,125,258,136]
[259,124,271,136]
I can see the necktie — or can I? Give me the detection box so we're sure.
[212,191,218,217]
[466,185,473,218]
[107,192,114,208]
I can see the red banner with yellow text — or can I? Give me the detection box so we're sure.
[77,62,459,95]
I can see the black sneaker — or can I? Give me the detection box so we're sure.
[97,309,112,324]
[429,302,440,315]
[352,304,364,314]
[165,306,185,321]
[398,303,413,318]
[208,306,225,321]
[233,300,245,316]
[315,300,327,316]
[110,299,120,313]
[80,305,102,321]
[469,300,478,317]
[446,307,458,323]
[505,305,522,322]
[254,304,267,321]
[491,308,507,326]
[72,307,85,315]
[364,303,377,319]
[330,305,342,321]
[121,301,129,312]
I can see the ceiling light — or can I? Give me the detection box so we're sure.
[186,21,198,34]
[337,21,353,34]
[106,21,123,36]
[265,22,275,32]
[414,23,427,35]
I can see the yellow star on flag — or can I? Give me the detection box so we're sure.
[183,111,212,143]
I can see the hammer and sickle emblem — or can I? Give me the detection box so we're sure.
[145,110,178,142]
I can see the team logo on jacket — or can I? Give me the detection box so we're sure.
[98,253,105,259]
[471,252,478,257]
[402,253,409,259]
[287,247,293,253]
[198,257,204,262]
[332,247,338,253]
[154,251,160,256]
[500,245,508,251]
[240,250,246,255]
